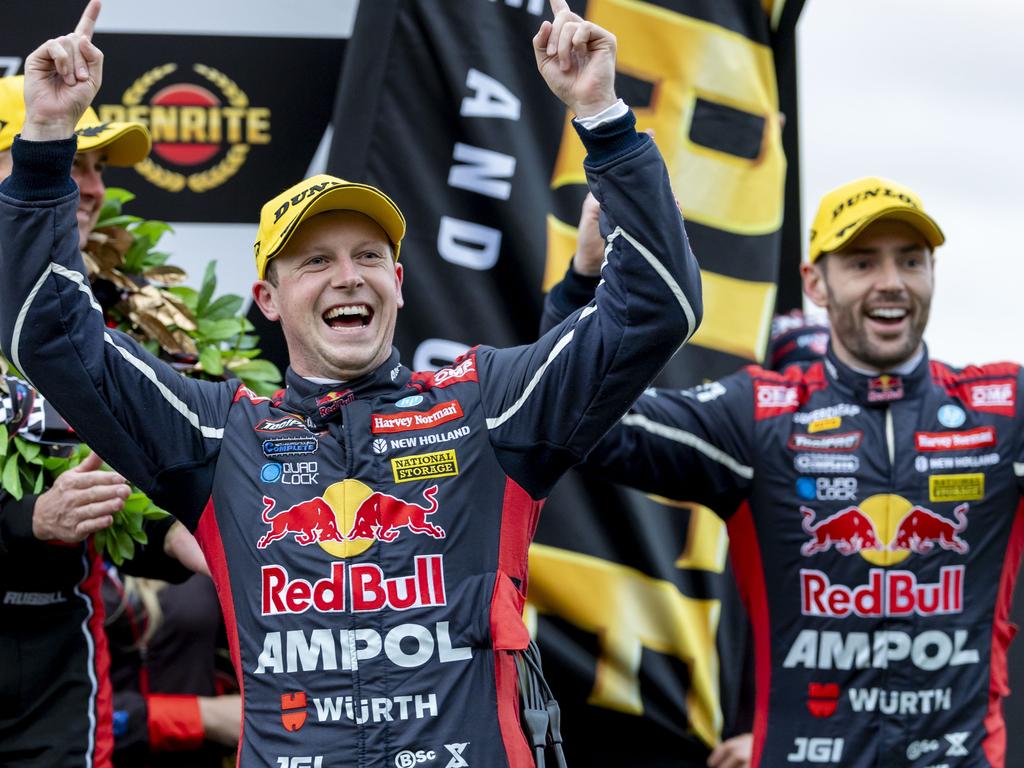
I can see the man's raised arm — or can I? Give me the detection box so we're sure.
[0,1,233,528]
[473,2,704,498]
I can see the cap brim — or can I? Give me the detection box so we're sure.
[816,207,945,261]
[77,122,151,166]
[269,184,406,263]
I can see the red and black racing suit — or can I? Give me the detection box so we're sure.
[542,268,1024,768]
[0,110,702,767]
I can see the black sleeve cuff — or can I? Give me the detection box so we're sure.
[0,492,39,555]
[0,136,78,201]
[550,262,600,315]
[572,109,648,168]
[118,516,192,583]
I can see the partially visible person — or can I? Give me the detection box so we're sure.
[543,196,830,768]
[0,376,200,768]
[542,175,1024,768]
[104,571,240,767]
[0,64,200,768]
[0,1,702,764]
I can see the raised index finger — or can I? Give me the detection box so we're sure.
[74,0,102,41]
[548,0,570,15]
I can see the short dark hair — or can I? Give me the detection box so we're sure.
[265,259,279,286]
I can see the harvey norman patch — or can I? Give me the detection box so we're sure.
[391,449,459,484]
[929,473,985,503]
[372,401,463,434]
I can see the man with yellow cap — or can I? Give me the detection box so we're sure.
[0,73,149,250]
[541,174,1023,768]
[0,1,702,766]
[0,70,216,768]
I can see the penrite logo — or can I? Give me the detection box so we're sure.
[97,63,271,193]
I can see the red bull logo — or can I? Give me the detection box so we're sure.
[800,495,969,565]
[801,566,964,618]
[261,555,446,616]
[867,374,904,403]
[257,481,445,557]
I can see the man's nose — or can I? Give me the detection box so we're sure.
[875,255,906,292]
[330,255,364,289]
[74,164,104,201]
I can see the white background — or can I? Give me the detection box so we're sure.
[798,0,1024,366]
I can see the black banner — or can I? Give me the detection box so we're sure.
[0,1,345,223]
[328,1,801,765]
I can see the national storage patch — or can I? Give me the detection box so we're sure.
[929,473,985,502]
[391,449,459,483]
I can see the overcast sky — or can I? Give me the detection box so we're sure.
[798,0,1024,366]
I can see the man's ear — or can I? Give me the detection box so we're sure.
[394,262,405,310]
[252,280,280,321]
[800,260,829,309]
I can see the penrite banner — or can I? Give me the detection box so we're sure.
[328,1,803,765]
[0,1,345,224]
[327,1,798,765]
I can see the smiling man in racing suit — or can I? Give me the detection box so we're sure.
[542,176,1024,768]
[0,1,703,766]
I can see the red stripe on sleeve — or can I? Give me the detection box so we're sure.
[983,499,1024,768]
[727,502,771,768]
[147,694,205,751]
[194,498,246,765]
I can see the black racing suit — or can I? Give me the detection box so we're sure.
[542,268,1024,768]
[0,489,189,767]
[0,110,702,767]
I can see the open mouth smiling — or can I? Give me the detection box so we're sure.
[323,304,373,330]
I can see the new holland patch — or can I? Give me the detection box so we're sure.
[390,449,459,484]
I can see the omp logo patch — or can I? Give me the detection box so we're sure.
[391,450,459,484]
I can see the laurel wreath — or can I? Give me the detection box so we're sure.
[1,187,282,564]
[126,63,256,194]
[122,63,178,106]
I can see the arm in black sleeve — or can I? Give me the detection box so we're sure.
[118,517,192,583]
[0,492,39,556]
[0,137,237,529]
[580,370,756,517]
[480,109,703,499]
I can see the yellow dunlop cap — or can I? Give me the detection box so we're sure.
[0,75,150,165]
[254,174,406,280]
[808,176,945,263]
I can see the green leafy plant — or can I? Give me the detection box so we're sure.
[2,187,283,564]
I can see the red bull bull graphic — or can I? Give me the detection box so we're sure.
[257,497,345,549]
[261,555,447,616]
[800,506,882,556]
[799,495,970,565]
[257,482,446,558]
[800,566,964,618]
[346,485,444,542]
[891,503,969,554]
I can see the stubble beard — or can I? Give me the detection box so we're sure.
[828,287,930,371]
